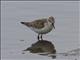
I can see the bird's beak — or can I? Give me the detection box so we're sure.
[52,23,55,29]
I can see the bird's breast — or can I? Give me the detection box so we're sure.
[30,23,53,34]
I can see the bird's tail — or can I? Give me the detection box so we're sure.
[21,22,32,27]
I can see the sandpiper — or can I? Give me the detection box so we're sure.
[21,16,55,40]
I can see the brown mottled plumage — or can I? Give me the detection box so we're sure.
[31,19,47,29]
[21,19,47,29]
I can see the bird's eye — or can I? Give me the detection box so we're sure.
[52,23,54,25]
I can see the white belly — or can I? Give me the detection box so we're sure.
[30,23,53,34]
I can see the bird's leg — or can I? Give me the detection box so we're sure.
[37,34,40,40]
[41,34,43,40]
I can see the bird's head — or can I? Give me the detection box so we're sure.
[48,16,55,29]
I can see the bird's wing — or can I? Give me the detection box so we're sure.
[31,18,47,29]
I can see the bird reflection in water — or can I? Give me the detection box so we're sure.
[23,40,56,59]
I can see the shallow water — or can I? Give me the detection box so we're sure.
[1,1,79,60]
